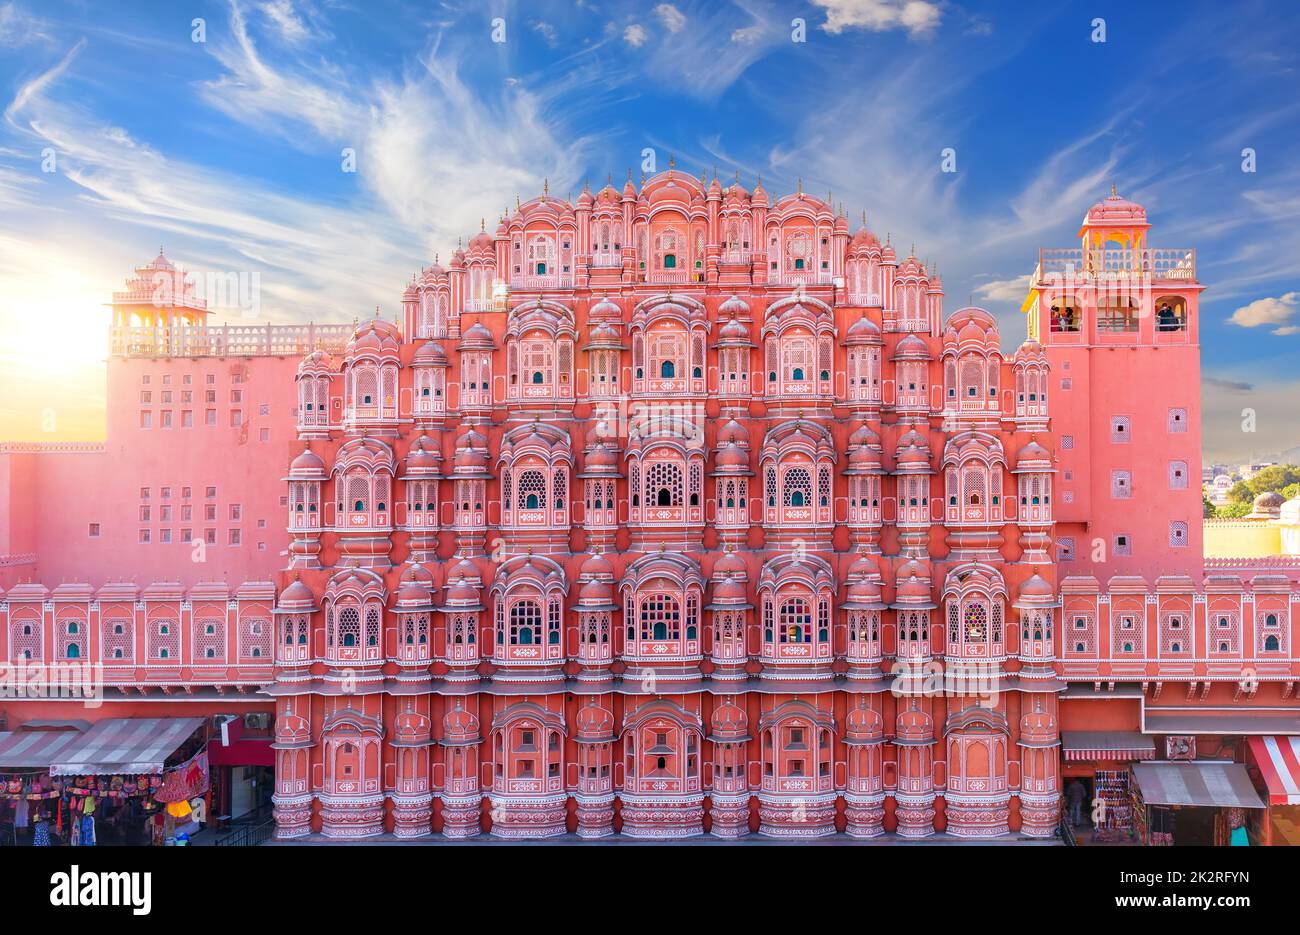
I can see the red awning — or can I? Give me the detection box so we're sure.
[1061,730,1156,762]
[1247,736,1300,806]
[0,728,87,770]
[50,717,205,776]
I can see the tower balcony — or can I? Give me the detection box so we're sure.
[110,322,353,358]
[1034,246,1197,282]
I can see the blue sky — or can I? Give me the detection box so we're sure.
[0,0,1298,461]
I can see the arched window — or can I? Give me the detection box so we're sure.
[510,601,541,645]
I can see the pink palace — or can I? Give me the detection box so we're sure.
[1,170,1297,843]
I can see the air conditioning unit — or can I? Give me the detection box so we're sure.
[212,713,239,729]
[1165,735,1196,760]
[244,713,271,730]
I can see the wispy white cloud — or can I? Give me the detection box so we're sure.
[812,0,943,38]
[654,4,687,33]
[623,23,648,47]
[0,1,53,47]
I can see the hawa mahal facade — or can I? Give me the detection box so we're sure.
[1,169,1296,841]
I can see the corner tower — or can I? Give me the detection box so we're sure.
[1024,189,1203,580]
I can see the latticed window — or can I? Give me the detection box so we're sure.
[646,461,683,507]
[778,598,812,643]
[784,337,812,383]
[817,466,831,508]
[1169,461,1188,489]
[1110,415,1131,443]
[1068,613,1096,654]
[547,599,562,644]
[1169,521,1188,547]
[517,469,546,511]
[639,594,681,641]
[520,340,553,387]
[1111,470,1132,499]
[1210,611,1239,653]
[10,618,40,662]
[365,607,381,648]
[150,618,180,661]
[649,332,686,381]
[963,603,988,643]
[553,468,567,510]
[239,617,271,660]
[58,618,86,660]
[1258,610,1287,654]
[1112,613,1143,655]
[103,618,133,661]
[782,467,812,507]
[509,601,542,645]
[194,617,225,661]
[335,607,360,647]
[1160,612,1189,654]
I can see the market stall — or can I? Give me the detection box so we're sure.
[31,716,211,846]
[1131,761,1265,846]
[0,725,87,846]
[1243,735,1300,846]
[1060,731,1156,843]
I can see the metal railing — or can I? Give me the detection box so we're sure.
[214,818,276,847]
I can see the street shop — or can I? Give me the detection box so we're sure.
[0,717,209,846]
[1131,761,1265,846]
[1243,735,1300,846]
[1060,731,1156,843]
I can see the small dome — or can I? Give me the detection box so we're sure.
[277,579,316,611]
[443,703,480,743]
[413,341,448,365]
[892,333,930,360]
[453,430,489,470]
[289,446,326,476]
[590,296,621,318]
[715,440,749,469]
[895,705,932,742]
[457,322,495,349]
[710,574,747,604]
[575,703,615,742]
[718,315,750,343]
[719,295,750,316]
[1015,440,1052,469]
[847,577,883,604]
[405,436,442,472]
[1019,573,1053,599]
[395,579,433,608]
[845,704,884,743]
[713,549,747,580]
[710,699,748,740]
[584,443,617,469]
[718,418,749,445]
[896,575,931,601]
[846,313,882,341]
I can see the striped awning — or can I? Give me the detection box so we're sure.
[49,717,205,777]
[0,729,87,770]
[1132,762,1265,809]
[1247,736,1300,805]
[1061,730,1156,762]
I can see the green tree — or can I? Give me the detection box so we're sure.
[1216,501,1252,519]
[1228,480,1253,504]
[1281,482,1300,501]
[1246,465,1300,498]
